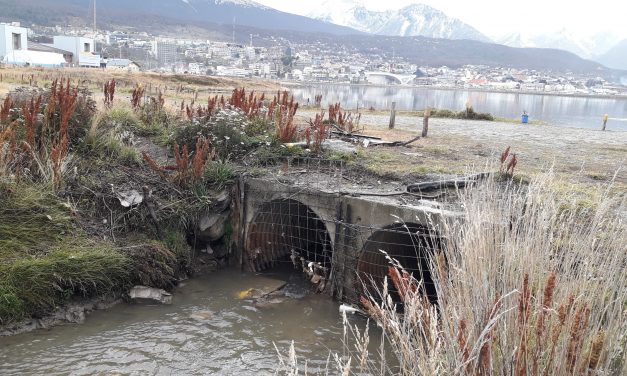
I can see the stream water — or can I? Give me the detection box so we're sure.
[0,267,367,375]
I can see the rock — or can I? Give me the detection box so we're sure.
[129,286,173,304]
[213,190,231,213]
[254,297,286,309]
[197,210,230,242]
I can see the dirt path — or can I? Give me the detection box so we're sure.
[298,111,627,188]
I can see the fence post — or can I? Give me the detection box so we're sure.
[422,108,431,137]
[389,102,396,129]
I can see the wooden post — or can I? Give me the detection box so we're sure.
[389,102,396,129]
[422,107,431,137]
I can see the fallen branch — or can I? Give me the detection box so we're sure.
[406,172,491,193]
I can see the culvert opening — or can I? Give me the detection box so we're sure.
[357,223,439,304]
[246,199,333,277]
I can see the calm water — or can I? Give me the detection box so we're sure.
[0,268,370,375]
[291,84,627,131]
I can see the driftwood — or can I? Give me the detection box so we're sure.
[367,135,421,147]
[407,172,491,193]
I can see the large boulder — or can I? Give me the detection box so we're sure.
[197,210,230,242]
[129,286,173,304]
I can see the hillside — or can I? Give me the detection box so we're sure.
[0,0,362,35]
[315,34,608,73]
[597,39,627,70]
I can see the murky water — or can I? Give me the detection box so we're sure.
[291,84,627,131]
[0,267,368,375]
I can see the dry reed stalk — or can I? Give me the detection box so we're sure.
[191,137,213,183]
[131,84,145,110]
[20,95,42,148]
[103,79,115,109]
[324,171,626,376]
[0,95,12,123]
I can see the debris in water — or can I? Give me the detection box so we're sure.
[190,311,214,321]
[237,288,254,299]
[339,304,363,315]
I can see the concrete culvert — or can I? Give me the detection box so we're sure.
[246,199,332,273]
[357,223,439,304]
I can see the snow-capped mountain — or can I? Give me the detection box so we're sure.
[496,30,622,59]
[309,1,490,42]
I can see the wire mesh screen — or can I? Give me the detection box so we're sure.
[242,157,442,303]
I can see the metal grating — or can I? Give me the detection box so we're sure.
[241,157,442,304]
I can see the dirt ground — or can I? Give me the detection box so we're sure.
[0,67,282,101]
[298,110,627,198]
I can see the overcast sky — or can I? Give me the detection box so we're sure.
[256,0,627,39]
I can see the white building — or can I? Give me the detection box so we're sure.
[0,23,66,67]
[188,63,205,75]
[52,36,100,67]
[152,38,177,66]
[106,58,140,72]
[0,23,27,64]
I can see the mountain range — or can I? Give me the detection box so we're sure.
[597,39,627,70]
[0,0,623,74]
[0,0,360,35]
[309,0,490,42]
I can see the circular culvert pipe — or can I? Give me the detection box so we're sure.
[246,199,332,272]
[357,223,439,303]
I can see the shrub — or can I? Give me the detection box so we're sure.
[174,107,252,162]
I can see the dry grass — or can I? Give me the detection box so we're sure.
[279,172,626,375]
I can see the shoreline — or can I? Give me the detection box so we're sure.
[280,80,627,100]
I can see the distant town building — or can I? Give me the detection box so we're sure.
[0,23,67,67]
[52,36,100,67]
[106,58,140,72]
[0,23,27,64]
[152,39,177,66]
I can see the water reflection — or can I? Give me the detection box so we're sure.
[291,85,627,130]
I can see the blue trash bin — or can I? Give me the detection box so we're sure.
[521,114,529,124]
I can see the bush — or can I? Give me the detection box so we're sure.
[125,241,178,289]
[174,107,253,162]
[246,117,272,137]
[428,107,494,121]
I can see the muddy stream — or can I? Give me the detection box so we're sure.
[0,267,371,375]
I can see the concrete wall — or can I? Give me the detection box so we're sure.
[239,177,455,301]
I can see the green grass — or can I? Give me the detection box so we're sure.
[0,184,73,258]
[0,182,194,325]
[0,184,135,324]
[0,242,131,324]
[204,162,236,191]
